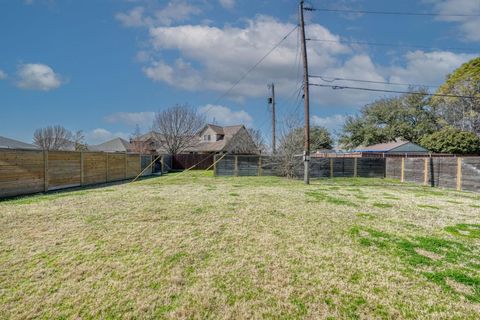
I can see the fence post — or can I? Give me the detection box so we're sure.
[138,154,141,176]
[353,158,358,178]
[330,158,334,178]
[258,156,263,176]
[401,158,405,183]
[44,150,49,192]
[80,151,84,186]
[234,155,239,176]
[457,157,463,191]
[105,153,109,182]
[124,152,128,179]
[423,158,428,186]
[213,154,217,176]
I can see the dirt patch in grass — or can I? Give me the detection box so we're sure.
[418,204,441,210]
[373,202,393,209]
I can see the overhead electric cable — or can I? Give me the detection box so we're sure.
[309,75,440,88]
[212,25,299,106]
[305,38,477,53]
[310,83,477,99]
[304,7,480,17]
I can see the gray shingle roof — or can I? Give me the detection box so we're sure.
[0,136,39,150]
[89,138,132,152]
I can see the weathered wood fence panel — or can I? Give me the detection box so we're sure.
[84,152,107,185]
[127,154,141,178]
[386,157,480,192]
[172,154,214,170]
[404,158,425,184]
[48,151,81,190]
[357,158,385,178]
[0,150,45,197]
[214,155,386,179]
[462,158,480,192]
[107,153,126,182]
[0,149,157,198]
[386,158,402,180]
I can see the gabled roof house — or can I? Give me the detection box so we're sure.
[0,136,39,150]
[354,139,429,154]
[133,124,259,155]
[89,138,133,153]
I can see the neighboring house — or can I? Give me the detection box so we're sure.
[353,139,429,155]
[0,136,39,150]
[132,131,165,154]
[133,124,259,155]
[89,138,133,153]
[312,139,430,158]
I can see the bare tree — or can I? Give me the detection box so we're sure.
[33,125,74,151]
[276,117,303,178]
[247,127,267,154]
[152,104,206,155]
[72,130,87,151]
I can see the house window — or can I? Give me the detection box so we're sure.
[208,135,211,141]
[204,135,208,141]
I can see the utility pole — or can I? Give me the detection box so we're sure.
[299,0,310,184]
[268,83,276,154]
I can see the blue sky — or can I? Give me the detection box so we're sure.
[0,0,479,145]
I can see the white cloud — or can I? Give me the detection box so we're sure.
[426,0,480,42]
[16,63,63,91]
[118,9,476,109]
[389,50,477,85]
[144,15,348,99]
[85,128,129,145]
[219,0,235,9]
[104,112,155,127]
[115,7,147,27]
[115,1,202,28]
[199,104,253,126]
[0,70,7,80]
[312,114,347,133]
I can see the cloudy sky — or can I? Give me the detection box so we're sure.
[0,0,479,144]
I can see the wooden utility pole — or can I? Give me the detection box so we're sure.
[268,83,276,154]
[299,0,310,184]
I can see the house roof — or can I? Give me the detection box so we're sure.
[205,124,224,135]
[0,136,39,150]
[354,139,428,153]
[89,138,132,152]
[137,131,165,142]
[223,125,243,137]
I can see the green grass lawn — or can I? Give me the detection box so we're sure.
[1,172,480,319]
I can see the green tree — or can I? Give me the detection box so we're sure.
[420,128,480,154]
[277,123,333,177]
[432,57,480,134]
[339,89,439,149]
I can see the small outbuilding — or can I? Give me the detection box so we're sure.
[353,139,429,155]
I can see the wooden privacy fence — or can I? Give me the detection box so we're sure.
[386,157,480,193]
[0,148,163,198]
[172,154,214,170]
[214,155,386,179]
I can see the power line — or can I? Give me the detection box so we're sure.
[310,83,477,99]
[212,25,299,106]
[305,38,477,53]
[309,75,440,88]
[304,7,480,17]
